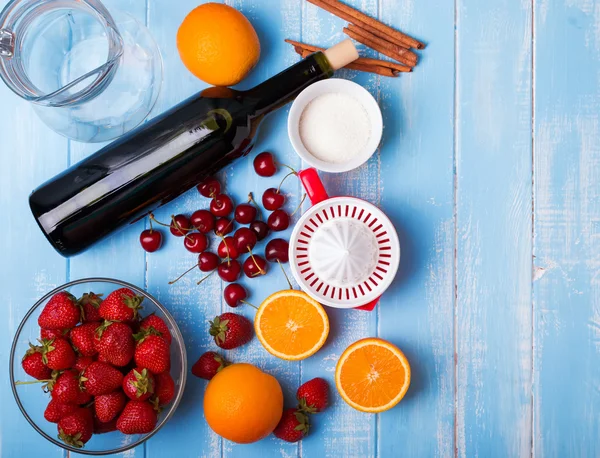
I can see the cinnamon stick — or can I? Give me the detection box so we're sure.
[346,24,418,66]
[306,0,411,49]
[295,47,399,77]
[343,27,416,68]
[307,0,424,50]
[285,39,411,73]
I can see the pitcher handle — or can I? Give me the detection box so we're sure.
[298,168,329,205]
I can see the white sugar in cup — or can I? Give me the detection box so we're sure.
[288,79,383,173]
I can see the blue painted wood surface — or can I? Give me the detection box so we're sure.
[1,0,599,457]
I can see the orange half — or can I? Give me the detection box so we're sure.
[335,338,411,413]
[255,290,329,361]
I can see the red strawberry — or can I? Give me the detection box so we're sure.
[75,389,92,405]
[94,321,134,367]
[44,399,79,423]
[209,313,253,350]
[57,408,93,448]
[140,314,172,345]
[191,351,228,380]
[153,372,175,406]
[51,371,82,404]
[273,408,310,442]
[95,391,127,423]
[41,338,76,370]
[41,328,70,340]
[93,415,118,434]
[77,292,102,323]
[81,361,123,396]
[134,334,170,374]
[74,355,95,373]
[38,291,80,330]
[99,288,144,322]
[116,400,157,434]
[22,344,52,380]
[296,377,329,413]
[123,368,155,401]
[70,323,99,357]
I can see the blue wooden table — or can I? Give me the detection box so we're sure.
[1,0,598,456]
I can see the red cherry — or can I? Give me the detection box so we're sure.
[184,232,208,253]
[214,218,234,236]
[234,203,257,225]
[223,283,248,307]
[249,221,269,241]
[267,210,290,232]
[197,176,221,198]
[265,238,289,263]
[198,252,219,272]
[233,227,257,253]
[217,237,239,260]
[243,255,268,278]
[218,260,242,282]
[253,152,277,177]
[140,230,162,252]
[210,194,234,217]
[170,214,192,236]
[262,188,285,211]
[190,210,215,233]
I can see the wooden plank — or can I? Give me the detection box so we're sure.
[377,0,455,456]
[532,1,600,456]
[455,0,533,457]
[299,1,378,457]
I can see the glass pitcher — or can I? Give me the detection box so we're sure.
[0,0,162,142]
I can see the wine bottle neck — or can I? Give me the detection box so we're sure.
[245,52,334,117]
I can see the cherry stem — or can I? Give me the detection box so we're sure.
[148,214,154,233]
[247,247,266,275]
[197,269,216,285]
[168,264,198,285]
[291,194,307,217]
[219,234,232,265]
[149,214,171,228]
[240,299,258,310]
[275,162,299,176]
[171,215,185,234]
[216,219,234,237]
[248,193,263,221]
[277,171,297,194]
[278,260,294,290]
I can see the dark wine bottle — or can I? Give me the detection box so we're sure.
[29,41,358,256]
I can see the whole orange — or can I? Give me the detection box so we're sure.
[177,3,260,86]
[203,363,283,443]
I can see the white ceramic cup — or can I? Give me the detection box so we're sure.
[287,78,383,173]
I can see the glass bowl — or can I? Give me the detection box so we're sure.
[9,278,187,455]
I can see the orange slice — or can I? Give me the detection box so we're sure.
[335,338,411,413]
[255,290,329,361]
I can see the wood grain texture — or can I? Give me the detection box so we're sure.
[455,0,533,457]
[533,0,600,456]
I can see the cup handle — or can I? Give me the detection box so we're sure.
[298,168,329,205]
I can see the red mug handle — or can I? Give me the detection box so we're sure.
[298,168,329,205]
[297,168,378,312]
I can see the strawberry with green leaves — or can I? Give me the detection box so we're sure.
[116,400,157,434]
[99,288,144,322]
[123,368,155,400]
[94,321,134,367]
[81,361,123,396]
[41,338,76,370]
[58,408,93,448]
[139,314,172,344]
[297,377,329,414]
[191,351,229,380]
[209,313,253,350]
[22,344,52,380]
[273,408,310,443]
[77,292,102,323]
[51,370,82,404]
[70,323,99,357]
[38,291,80,330]
[94,391,126,423]
[134,332,170,374]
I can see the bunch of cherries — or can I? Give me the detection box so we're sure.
[139,152,298,307]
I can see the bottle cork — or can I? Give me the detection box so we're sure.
[323,39,359,70]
